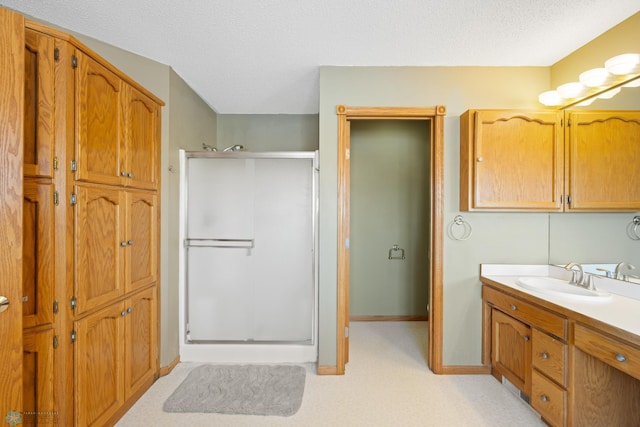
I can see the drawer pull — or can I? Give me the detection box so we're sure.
[541,352,549,359]
[541,394,549,403]
[524,336,530,342]
[616,353,627,363]
[510,304,517,311]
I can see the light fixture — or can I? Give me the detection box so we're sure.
[539,52,640,107]
[604,53,640,75]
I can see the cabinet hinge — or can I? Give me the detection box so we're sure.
[345,148,350,160]
[53,335,59,349]
[70,193,77,206]
[567,119,571,127]
[53,299,59,314]
[53,191,59,206]
[345,326,349,338]
[70,330,76,344]
[54,47,60,62]
[70,296,77,310]
[71,54,78,69]
[560,119,563,127]
[70,159,77,172]
[566,195,572,205]
[53,156,59,171]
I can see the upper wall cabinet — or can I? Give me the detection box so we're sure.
[76,51,160,190]
[565,110,640,211]
[460,110,564,211]
[461,109,640,212]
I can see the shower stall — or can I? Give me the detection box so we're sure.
[179,150,318,363]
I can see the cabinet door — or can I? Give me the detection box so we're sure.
[123,85,159,190]
[566,111,640,211]
[24,29,55,178]
[461,110,563,211]
[75,184,125,313]
[74,302,125,427]
[23,328,55,424]
[76,50,124,186]
[124,287,157,399]
[126,191,158,293]
[23,180,54,328]
[492,308,532,395]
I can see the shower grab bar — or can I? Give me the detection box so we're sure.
[184,238,255,249]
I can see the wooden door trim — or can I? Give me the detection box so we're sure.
[0,6,25,418]
[336,105,446,374]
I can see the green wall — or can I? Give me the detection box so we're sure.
[217,114,319,151]
[350,120,430,316]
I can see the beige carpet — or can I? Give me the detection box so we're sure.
[118,321,546,426]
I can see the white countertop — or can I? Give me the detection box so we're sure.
[480,264,640,338]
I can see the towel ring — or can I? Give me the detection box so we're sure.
[627,216,640,240]
[448,215,472,241]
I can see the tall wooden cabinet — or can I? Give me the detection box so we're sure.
[460,109,640,212]
[20,18,163,427]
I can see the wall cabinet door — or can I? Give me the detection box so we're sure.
[565,110,640,211]
[124,287,157,399]
[126,191,158,293]
[492,308,532,395]
[74,302,125,427]
[75,184,126,314]
[23,180,54,328]
[76,50,124,186]
[123,85,160,190]
[460,110,564,211]
[24,28,55,178]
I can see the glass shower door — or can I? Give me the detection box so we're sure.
[185,155,314,343]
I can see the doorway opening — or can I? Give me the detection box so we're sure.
[336,105,446,374]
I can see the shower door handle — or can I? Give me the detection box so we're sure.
[184,238,255,249]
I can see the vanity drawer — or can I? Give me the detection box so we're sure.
[532,328,567,387]
[484,286,567,339]
[573,323,640,382]
[531,369,566,427]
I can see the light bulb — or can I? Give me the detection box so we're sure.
[538,90,563,106]
[604,53,640,75]
[556,82,586,99]
[579,68,614,87]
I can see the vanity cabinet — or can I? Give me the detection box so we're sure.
[483,285,568,426]
[482,278,640,426]
[461,109,640,212]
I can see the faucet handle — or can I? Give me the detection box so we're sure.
[582,273,596,290]
[596,267,614,278]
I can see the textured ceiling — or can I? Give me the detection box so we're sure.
[2,1,639,114]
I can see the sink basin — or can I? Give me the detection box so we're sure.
[516,277,611,300]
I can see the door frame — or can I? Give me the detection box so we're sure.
[336,105,446,374]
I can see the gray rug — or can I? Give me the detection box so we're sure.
[163,364,306,417]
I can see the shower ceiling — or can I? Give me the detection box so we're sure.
[1,0,638,114]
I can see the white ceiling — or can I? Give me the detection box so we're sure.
[2,1,639,114]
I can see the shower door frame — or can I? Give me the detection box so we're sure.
[181,150,319,347]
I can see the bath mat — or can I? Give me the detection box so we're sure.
[163,364,306,416]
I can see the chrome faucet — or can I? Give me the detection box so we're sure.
[564,262,584,285]
[614,262,636,281]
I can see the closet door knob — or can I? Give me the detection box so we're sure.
[121,241,127,247]
[121,171,128,177]
[541,352,549,359]
[128,172,134,178]
[127,240,134,246]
